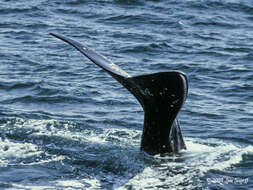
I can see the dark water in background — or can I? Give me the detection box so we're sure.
[0,0,253,189]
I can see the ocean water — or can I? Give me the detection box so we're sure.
[0,0,253,189]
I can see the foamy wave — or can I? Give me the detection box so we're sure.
[116,138,253,189]
[0,138,42,167]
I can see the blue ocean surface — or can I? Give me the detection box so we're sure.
[0,0,253,189]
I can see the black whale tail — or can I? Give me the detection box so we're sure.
[128,72,187,155]
[50,33,188,155]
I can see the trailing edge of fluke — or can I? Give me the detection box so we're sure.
[50,33,188,156]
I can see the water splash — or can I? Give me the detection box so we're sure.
[116,138,253,190]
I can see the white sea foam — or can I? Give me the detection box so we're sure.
[1,118,252,189]
[115,138,253,190]
[11,178,101,190]
[0,138,41,166]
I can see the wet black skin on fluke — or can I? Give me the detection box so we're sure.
[50,33,188,155]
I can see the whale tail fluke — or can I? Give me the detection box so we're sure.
[124,72,187,155]
[50,33,188,155]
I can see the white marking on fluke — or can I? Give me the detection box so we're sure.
[109,63,131,78]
